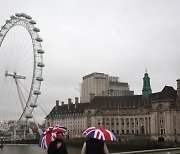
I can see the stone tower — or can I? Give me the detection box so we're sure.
[142,70,152,99]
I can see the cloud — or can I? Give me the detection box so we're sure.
[0,0,180,123]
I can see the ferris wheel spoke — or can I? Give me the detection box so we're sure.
[14,78,27,111]
[0,78,20,120]
[0,58,8,70]
[18,79,33,96]
[16,60,34,74]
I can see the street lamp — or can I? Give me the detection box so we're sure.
[0,137,4,149]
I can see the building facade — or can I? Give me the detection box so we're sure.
[45,73,180,142]
[81,72,134,103]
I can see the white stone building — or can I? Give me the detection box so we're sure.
[45,73,180,142]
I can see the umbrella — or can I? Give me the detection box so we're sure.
[39,125,67,149]
[83,127,116,141]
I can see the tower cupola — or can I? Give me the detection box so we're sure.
[142,70,152,99]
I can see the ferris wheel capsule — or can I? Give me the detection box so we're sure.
[30,103,37,108]
[10,15,17,19]
[25,114,33,119]
[34,90,41,95]
[33,27,40,32]
[37,49,45,54]
[21,13,27,17]
[37,62,45,67]
[15,13,22,17]
[29,20,36,24]
[36,37,43,42]
[25,15,32,20]
[36,76,43,81]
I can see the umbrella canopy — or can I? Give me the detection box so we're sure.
[83,127,116,141]
[39,125,67,149]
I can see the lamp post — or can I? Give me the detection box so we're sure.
[0,137,4,149]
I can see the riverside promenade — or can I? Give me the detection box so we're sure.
[1,145,180,154]
[111,147,180,154]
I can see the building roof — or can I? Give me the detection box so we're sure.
[89,95,151,109]
[150,86,177,102]
[46,102,90,118]
[46,86,177,118]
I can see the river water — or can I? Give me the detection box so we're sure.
[0,144,81,154]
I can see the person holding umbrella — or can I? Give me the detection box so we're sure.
[81,137,109,154]
[39,125,68,154]
[48,131,68,154]
[81,127,116,154]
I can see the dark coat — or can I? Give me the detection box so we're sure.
[48,139,68,154]
[86,138,104,154]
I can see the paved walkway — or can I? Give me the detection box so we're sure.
[110,147,180,154]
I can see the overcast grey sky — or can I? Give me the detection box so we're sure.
[0,0,180,123]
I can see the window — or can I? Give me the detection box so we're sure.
[122,130,124,134]
[117,130,119,134]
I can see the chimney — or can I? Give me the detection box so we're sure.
[177,79,180,100]
[68,98,72,104]
[61,101,64,106]
[68,98,71,110]
[75,97,79,109]
[75,97,79,104]
[55,100,59,111]
[56,100,59,106]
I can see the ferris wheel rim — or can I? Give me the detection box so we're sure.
[0,13,44,124]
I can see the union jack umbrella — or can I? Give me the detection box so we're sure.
[83,127,116,141]
[39,125,67,149]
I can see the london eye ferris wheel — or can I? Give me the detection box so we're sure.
[0,13,44,125]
